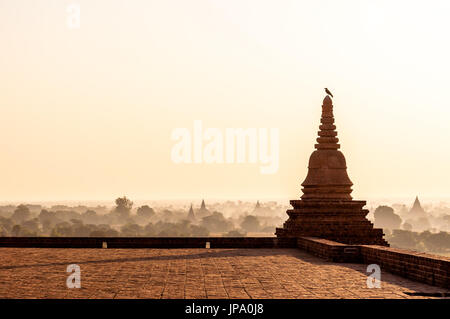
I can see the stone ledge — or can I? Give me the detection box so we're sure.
[0,237,297,248]
[297,236,450,289]
[297,237,362,263]
[360,245,450,288]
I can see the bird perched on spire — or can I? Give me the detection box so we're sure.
[325,88,333,98]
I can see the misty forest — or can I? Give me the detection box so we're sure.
[0,197,449,257]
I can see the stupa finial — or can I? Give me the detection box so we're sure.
[314,96,339,150]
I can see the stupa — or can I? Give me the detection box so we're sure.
[196,199,211,218]
[409,196,427,219]
[276,95,388,245]
[187,203,196,221]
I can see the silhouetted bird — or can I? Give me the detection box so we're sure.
[325,88,333,98]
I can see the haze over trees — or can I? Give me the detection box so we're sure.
[11,205,31,224]
[385,230,450,255]
[240,215,261,232]
[368,198,450,256]
[373,206,402,230]
[0,197,286,239]
[0,197,449,256]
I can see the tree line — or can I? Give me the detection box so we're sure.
[0,197,277,237]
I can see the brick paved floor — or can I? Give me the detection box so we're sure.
[0,248,448,299]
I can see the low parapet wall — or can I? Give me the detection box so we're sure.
[360,245,450,289]
[297,237,361,263]
[297,236,450,289]
[0,237,297,248]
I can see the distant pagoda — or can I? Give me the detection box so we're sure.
[409,196,427,219]
[252,200,271,216]
[187,203,196,221]
[276,95,389,245]
[196,199,211,218]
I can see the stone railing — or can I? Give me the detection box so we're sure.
[360,245,449,289]
[297,236,450,289]
[297,237,361,262]
[0,236,297,248]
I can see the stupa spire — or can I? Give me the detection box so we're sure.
[413,196,421,208]
[410,196,426,217]
[301,96,353,201]
[187,203,195,220]
[315,95,340,150]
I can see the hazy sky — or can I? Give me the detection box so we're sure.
[1,0,450,201]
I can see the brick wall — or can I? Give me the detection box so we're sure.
[0,237,297,248]
[297,237,450,289]
[360,245,450,289]
[297,237,361,263]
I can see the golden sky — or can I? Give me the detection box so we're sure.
[1,0,450,201]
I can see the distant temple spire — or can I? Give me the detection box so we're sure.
[187,203,196,221]
[412,196,421,209]
[196,199,210,218]
[409,196,426,218]
[201,199,206,210]
[255,200,261,209]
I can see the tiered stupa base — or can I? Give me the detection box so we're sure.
[276,199,388,245]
